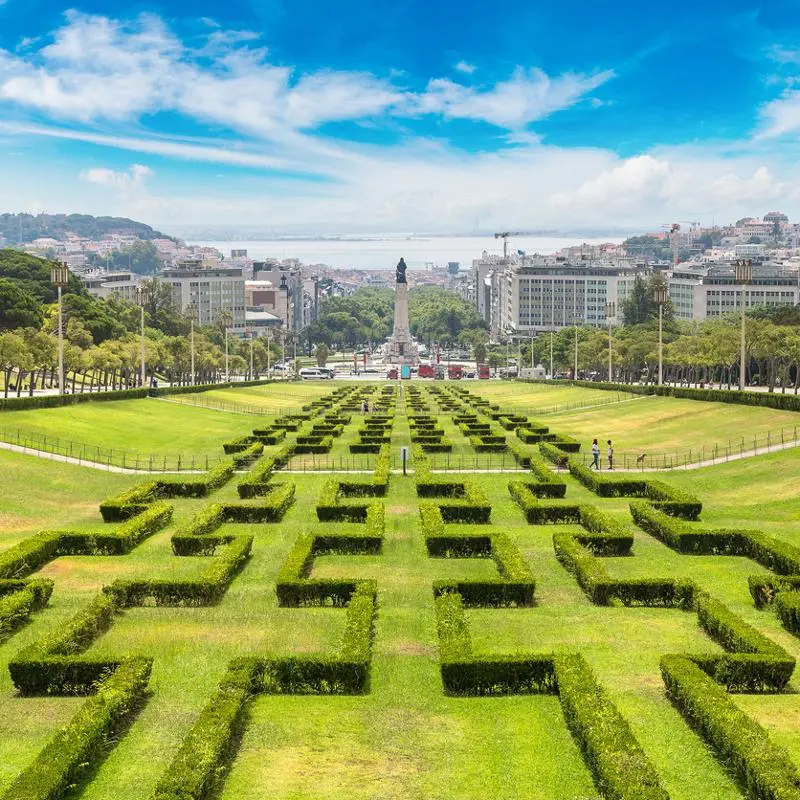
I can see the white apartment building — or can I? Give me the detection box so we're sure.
[161,262,246,327]
[506,261,641,333]
[668,264,800,321]
[80,270,140,302]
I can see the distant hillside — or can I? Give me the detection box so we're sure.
[0,213,178,245]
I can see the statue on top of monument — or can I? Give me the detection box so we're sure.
[396,257,407,285]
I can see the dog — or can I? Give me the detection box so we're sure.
[636,453,647,466]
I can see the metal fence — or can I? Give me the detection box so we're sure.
[0,427,225,472]
[574,426,800,471]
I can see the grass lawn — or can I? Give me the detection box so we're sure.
[543,393,800,454]
[0,398,257,462]
[462,380,637,412]
[174,382,336,413]
[2,382,800,798]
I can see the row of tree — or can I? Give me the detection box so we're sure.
[301,285,488,350]
[0,251,286,397]
[523,309,800,392]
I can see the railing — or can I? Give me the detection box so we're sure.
[158,395,286,417]
[0,427,226,472]
[508,392,642,417]
[575,425,800,471]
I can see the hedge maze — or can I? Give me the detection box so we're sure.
[2,381,800,798]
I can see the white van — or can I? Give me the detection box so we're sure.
[299,368,330,380]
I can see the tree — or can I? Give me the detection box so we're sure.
[0,249,85,301]
[0,279,43,330]
[315,343,330,367]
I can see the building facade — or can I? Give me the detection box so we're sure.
[160,261,246,327]
[506,262,641,333]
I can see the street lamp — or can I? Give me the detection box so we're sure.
[573,316,581,380]
[136,285,150,387]
[549,330,554,379]
[249,331,255,380]
[605,301,616,382]
[50,262,69,395]
[224,327,230,383]
[653,286,668,386]
[734,259,753,391]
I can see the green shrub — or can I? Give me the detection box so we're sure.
[776,592,800,636]
[0,579,53,640]
[555,653,669,800]
[3,658,152,800]
[237,455,277,498]
[10,592,121,694]
[508,482,579,524]
[539,441,569,467]
[150,657,261,800]
[232,441,264,468]
[661,655,800,800]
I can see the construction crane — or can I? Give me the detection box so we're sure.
[494,232,524,264]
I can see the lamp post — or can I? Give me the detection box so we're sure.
[190,318,195,386]
[734,259,753,391]
[653,286,668,386]
[605,301,616,382]
[50,262,69,395]
[549,330,554,379]
[136,285,150,387]
[224,327,230,383]
[573,316,581,380]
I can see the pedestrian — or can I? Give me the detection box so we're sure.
[591,438,600,470]
[362,399,369,414]
[607,440,614,470]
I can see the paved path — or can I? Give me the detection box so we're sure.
[0,440,206,474]
[563,438,800,473]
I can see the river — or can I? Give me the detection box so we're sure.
[188,234,621,271]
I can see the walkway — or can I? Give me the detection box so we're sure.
[0,440,206,474]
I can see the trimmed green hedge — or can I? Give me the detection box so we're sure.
[661,655,800,799]
[150,657,261,800]
[555,653,669,800]
[0,579,53,640]
[2,658,152,800]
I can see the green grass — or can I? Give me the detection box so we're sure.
[545,394,800,454]
[3,382,800,798]
[0,398,257,461]
[176,382,336,413]
[463,380,637,411]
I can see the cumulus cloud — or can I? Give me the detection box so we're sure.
[81,163,153,190]
[455,61,476,74]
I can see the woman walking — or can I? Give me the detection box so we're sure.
[591,438,600,470]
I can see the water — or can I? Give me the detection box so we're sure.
[188,234,621,271]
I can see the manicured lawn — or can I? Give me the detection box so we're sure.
[0,398,256,462]
[543,394,800,454]
[462,380,637,411]
[176,382,336,413]
[2,381,800,798]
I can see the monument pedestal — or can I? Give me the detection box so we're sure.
[386,258,419,366]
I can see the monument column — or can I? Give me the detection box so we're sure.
[387,257,418,365]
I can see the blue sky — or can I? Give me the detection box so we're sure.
[1,0,800,232]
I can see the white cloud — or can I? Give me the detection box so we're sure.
[758,89,800,137]
[81,163,153,190]
[551,155,672,207]
[412,67,614,128]
[455,61,476,74]
[0,12,611,136]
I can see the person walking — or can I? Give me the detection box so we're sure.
[607,440,614,470]
[591,438,600,470]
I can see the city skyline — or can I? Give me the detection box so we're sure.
[2,1,800,232]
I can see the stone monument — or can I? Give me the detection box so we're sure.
[386,257,419,365]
